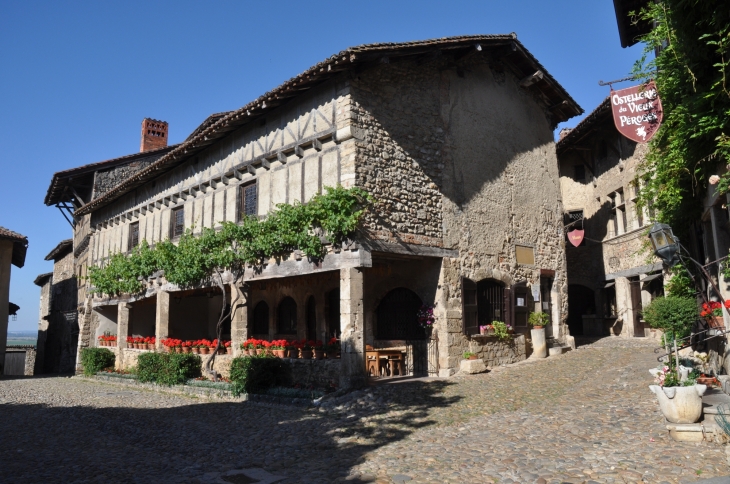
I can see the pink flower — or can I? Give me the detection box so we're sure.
[709,175,721,185]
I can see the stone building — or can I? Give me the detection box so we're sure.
[46,35,582,385]
[0,226,28,374]
[557,99,666,338]
[33,239,79,373]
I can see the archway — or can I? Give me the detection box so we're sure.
[277,297,297,335]
[306,296,316,341]
[252,301,269,335]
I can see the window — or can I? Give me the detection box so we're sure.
[277,297,298,334]
[128,222,140,250]
[462,278,505,335]
[603,283,617,317]
[375,288,424,340]
[170,207,184,239]
[573,165,585,181]
[253,301,269,335]
[239,181,258,220]
[607,188,626,238]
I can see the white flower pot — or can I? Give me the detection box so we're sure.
[649,384,707,423]
[530,327,547,358]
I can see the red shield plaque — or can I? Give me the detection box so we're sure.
[567,229,584,247]
[610,81,663,143]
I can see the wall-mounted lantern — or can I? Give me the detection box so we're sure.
[648,222,680,267]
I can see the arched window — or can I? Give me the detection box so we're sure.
[277,297,298,335]
[306,296,317,340]
[253,301,269,335]
[376,287,424,340]
[325,289,340,338]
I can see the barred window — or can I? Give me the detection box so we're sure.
[240,181,258,220]
[128,222,139,250]
[170,207,184,239]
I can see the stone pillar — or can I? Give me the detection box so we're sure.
[155,291,170,350]
[230,283,249,357]
[530,327,547,358]
[0,240,13,374]
[340,267,365,389]
[117,303,131,349]
[614,277,633,337]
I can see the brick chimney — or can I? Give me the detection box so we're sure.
[140,118,168,152]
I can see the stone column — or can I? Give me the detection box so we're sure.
[0,240,14,374]
[230,283,249,357]
[117,303,131,349]
[340,267,365,389]
[155,291,170,350]
[614,277,632,337]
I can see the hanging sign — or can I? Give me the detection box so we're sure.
[611,80,663,143]
[567,229,585,247]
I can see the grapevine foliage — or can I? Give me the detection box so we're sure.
[88,186,371,297]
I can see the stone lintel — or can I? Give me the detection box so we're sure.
[362,239,457,259]
[605,262,663,281]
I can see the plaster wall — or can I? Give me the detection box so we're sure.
[0,240,12,371]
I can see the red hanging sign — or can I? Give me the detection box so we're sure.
[567,229,584,247]
[610,81,663,143]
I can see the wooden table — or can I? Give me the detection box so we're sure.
[366,347,406,377]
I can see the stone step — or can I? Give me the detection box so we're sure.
[548,345,571,356]
[703,388,730,415]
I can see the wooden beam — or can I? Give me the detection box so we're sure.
[519,70,544,87]
[294,146,304,158]
[247,165,256,176]
[312,139,323,151]
[277,152,287,164]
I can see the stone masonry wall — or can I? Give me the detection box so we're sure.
[353,55,569,374]
[466,334,526,368]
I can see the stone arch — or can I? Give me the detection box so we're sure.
[252,301,269,336]
[375,287,424,340]
[305,295,317,341]
[277,296,298,335]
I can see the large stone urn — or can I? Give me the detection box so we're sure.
[530,327,547,358]
[649,384,707,423]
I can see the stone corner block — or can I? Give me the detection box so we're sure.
[459,359,487,374]
[438,368,455,378]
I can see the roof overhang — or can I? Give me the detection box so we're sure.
[44,239,73,261]
[34,272,53,287]
[0,227,28,268]
[556,97,611,154]
[613,0,652,48]
[74,34,582,217]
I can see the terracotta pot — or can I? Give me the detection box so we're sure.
[288,349,299,359]
[192,347,200,354]
[182,346,191,354]
[226,347,232,355]
[271,349,282,358]
[697,376,717,386]
[255,349,264,355]
[174,347,181,353]
[313,349,325,360]
[708,316,725,329]
[200,347,209,355]
[300,350,313,360]
[468,355,478,360]
[218,347,226,355]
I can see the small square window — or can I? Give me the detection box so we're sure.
[171,207,184,239]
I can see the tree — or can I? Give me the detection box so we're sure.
[632,1,730,237]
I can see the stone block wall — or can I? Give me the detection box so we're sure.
[286,358,341,389]
[466,334,526,368]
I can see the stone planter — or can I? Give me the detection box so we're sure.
[649,384,707,423]
[530,327,547,358]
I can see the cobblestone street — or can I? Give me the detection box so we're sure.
[0,337,727,483]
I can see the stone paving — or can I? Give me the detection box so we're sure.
[0,337,727,483]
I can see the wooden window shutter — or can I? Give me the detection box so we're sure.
[462,277,478,335]
[503,286,513,327]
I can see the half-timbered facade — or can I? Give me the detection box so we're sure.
[47,35,582,386]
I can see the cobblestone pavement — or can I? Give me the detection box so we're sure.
[0,337,727,483]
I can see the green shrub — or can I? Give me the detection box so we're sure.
[229,355,292,396]
[527,312,549,327]
[80,348,115,376]
[665,266,696,299]
[136,352,202,386]
[642,296,698,340]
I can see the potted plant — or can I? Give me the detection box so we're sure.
[649,364,707,423]
[225,340,232,355]
[479,325,494,336]
[491,321,510,341]
[528,312,548,359]
[287,340,299,359]
[463,351,477,360]
[417,304,436,334]
[325,337,340,359]
[270,340,286,358]
[313,340,325,360]
[300,340,314,359]
[700,300,729,329]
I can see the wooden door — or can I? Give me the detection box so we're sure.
[629,277,644,337]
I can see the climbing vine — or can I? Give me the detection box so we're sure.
[631,1,730,236]
[88,186,371,297]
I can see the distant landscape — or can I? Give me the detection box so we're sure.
[6,331,37,347]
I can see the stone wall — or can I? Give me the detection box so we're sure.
[287,358,341,389]
[92,153,164,199]
[465,334,526,368]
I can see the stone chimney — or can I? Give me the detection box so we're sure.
[140,118,168,152]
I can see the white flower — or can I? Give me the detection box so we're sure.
[709,175,721,185]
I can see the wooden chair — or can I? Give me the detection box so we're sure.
[388,353,405,377]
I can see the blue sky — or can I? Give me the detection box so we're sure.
[0,1,644,331]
